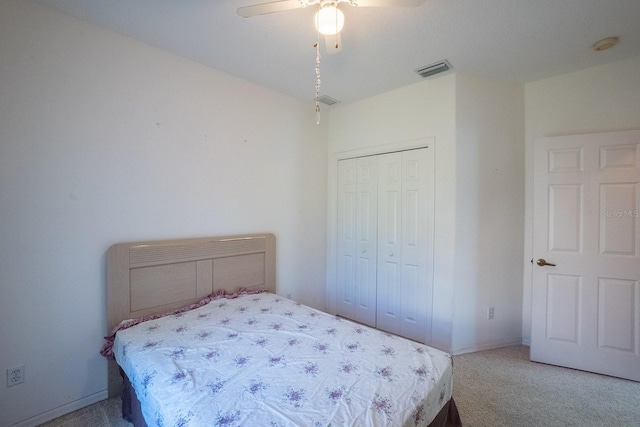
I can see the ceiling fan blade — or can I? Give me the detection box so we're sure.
[237,0,317,18]
[346,0,426,7]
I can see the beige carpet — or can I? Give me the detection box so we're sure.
[40,345,639,426]
[38,397,131,427]
[453,345,640,427]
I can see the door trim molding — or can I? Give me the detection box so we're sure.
[332,137,433,161]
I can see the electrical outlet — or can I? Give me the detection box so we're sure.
[7,365,24,387]
[487,307,495,320]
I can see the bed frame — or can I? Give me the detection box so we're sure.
[105,233,276,397]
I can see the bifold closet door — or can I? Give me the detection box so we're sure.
[336,156,378,327]
[376,148,433,342]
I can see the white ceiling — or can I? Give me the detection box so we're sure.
[36,0,640,105]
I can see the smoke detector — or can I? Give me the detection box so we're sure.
[593,37,619,51]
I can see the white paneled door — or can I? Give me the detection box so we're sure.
[337,156,378,326]
[336,148,434,343]
[377,149,434,342]
[531,130,640,381]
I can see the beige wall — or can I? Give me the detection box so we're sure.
[453,74,525,353]
[0,1,328,425]
[327,73,525,353]
[327,75,458,350]
[5,0,638,424]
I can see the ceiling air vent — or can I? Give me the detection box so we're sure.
[415,60,453,78]
[317,95,341,106]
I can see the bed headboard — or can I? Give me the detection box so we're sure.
[105,233,276,396]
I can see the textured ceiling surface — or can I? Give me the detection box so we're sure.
[37,0,640,105]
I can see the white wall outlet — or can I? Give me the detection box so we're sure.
[487,307,495,320]
[7,365,24,387]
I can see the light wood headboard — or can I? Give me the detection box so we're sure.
[105,233,276,396]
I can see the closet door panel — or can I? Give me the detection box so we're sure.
[336,160,358,318]
[401,188,421,333]
[337,146,434,342]
[354,157,378,326]
[400,148,434,342]
[337,157,378,327]
[402,263,420,323]
[377,152,402,332]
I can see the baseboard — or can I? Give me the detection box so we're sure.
[12,389,108,427]
[451,338,524,355]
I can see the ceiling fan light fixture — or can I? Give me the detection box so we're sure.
[315,4,344,35]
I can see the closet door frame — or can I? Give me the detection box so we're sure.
[328,137,435,344]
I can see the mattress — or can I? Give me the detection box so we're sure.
[113,291,454,426]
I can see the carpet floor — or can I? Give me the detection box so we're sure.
[452,345,639,427]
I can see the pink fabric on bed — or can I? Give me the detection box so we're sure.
[100,288,267,360]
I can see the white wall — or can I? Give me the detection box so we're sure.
[522,55,640,344]
[0,1,328,425]
[326,73,525,354]
[327,75,458,351]
[452,74,524,353]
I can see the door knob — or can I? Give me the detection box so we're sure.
[536,258,556,267]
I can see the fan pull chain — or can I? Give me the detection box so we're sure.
[335,5,339,48]
[314,39,321,125]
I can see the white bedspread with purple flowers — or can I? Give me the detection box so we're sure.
[113,292,453,427]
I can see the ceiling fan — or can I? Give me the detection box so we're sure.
[238,0,426,46]
[238,0,426,18]
[238,0,426,123]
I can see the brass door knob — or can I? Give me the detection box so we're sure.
[537,258,556,267]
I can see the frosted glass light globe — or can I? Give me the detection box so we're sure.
[315,5,344,36]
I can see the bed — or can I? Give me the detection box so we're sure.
[101,233,462,426]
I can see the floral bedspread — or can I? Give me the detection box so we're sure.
[113,292,453,427]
